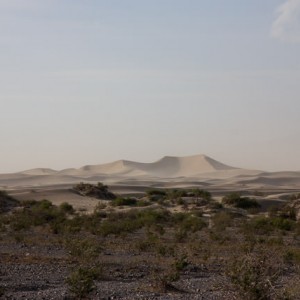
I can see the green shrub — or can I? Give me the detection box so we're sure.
[65,238,102,262]
[270,217,294,231]
[243,216,273,235]
[227,247,283,300]
[166,189,188,200]
[9,199,68,232]
[191,189,212,201]
[212,211,233,231]
[223,193,260,209]
[136,199,151,207]
[243,216,295,236]
[209,201,223,209]
[73,182,116,200]
[284,248,300,265]
[172,212,207,232]
[66,266,101,299]
[146,189,167,201]
[111,197,137,206]
[174,255,188,271]
[59,202,74,214]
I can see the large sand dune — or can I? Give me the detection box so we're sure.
[0,154,299,190]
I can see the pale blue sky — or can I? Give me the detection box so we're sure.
[1,0,300,172]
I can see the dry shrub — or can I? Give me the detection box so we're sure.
[226,246,284,300]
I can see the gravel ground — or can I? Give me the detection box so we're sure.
[0,240,239,300]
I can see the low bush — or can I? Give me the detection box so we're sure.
[73,182,116,200]
[59,202,74,214]
[146,189,167,201]
[284,248,300,265]
[191,188,212,201]
[65,238,102,262]
[243,215,295,236]
[66,266,101,299]
[223,193,260,210]
[212,211,233,231]
[9,199,68,232]
[227,247,283,300]
[111,197,137,206]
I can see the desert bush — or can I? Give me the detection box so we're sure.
[66,266,101,299]
[111,197,137,206]
[226,246,284,299]
[146,189,167,201]
[191,188,212,201]
[136,199,151,207]
[212,211,233,231]
[209,201,223,210]
[150,263,180,293]
[242,216,273,236]
[166,189,188,200]
[174,254,188,271]
[135,238,157,253]
[65,238,102,262]
[95,209,170,236]
[62,215,86,234]
[59,202,74,214]
[73,182,116,200]
[223,193,260,210]
[172,212,207,233]
[269,204,297,221]
[94,202,107,212]
[9,199,68,232]
[270,217,294,231]
[283,248,300,265]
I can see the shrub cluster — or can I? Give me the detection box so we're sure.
[8,199,74,233]
[73,182,116,200]
[222,193,260,209]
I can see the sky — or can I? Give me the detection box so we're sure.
[1,0,300,173]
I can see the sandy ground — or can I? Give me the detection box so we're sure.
[1,154,299,211]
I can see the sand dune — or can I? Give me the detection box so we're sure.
[19,168,57,176]
[58,154,237,178]
[0,154,299,190]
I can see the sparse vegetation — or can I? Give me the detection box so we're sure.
[66,266,101,299]
[223,192,261,209]
[1,187,300,299]
[227,246,284,299]
[73,182,116,200]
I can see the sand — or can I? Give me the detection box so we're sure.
[1,154,299,211]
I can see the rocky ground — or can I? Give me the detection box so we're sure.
[0,229,240,300]
[1,187,300,299]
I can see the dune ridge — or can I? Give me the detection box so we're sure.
[1,154,299,189]
[56,154,237,178]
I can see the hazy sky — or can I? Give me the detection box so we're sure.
[1,0,300,172]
